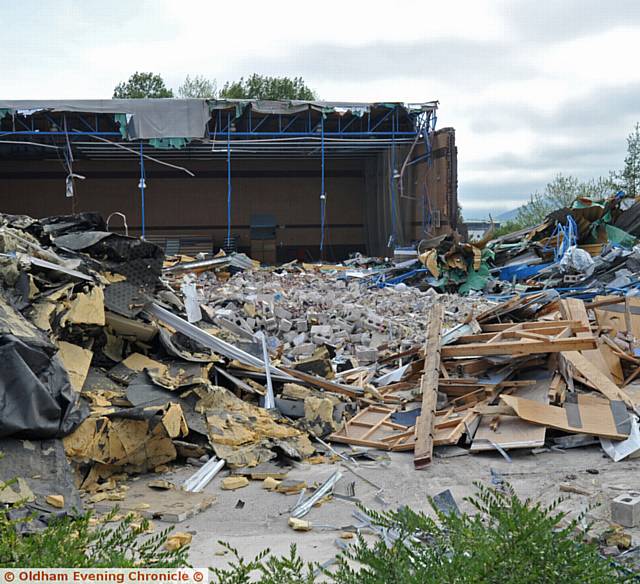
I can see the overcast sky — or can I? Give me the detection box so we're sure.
[2,0,640,218]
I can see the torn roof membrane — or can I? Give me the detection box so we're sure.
[0,99,437,140]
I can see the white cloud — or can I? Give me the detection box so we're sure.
[1,0,639,218]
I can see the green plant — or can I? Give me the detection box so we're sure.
[333,482,630,583]
[210,542,316,584]
[219,75,317,100]
[113,72,174,98]
[513,173,616,229]
[0,509,188,568]
[611,122,640,197]
[210,483,632,583]
[491,220,528,238]
[178,75,217,98]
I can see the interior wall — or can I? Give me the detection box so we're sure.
[0,158,369,261]
[0,130,458,260]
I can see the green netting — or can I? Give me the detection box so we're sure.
[459,263,491,295]
[114,114,128,139]
[606,224,636,248]
[148,137,189,150]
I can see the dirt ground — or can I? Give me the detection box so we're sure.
[138,444,640,569]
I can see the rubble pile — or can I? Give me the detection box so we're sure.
[0,213,318,515]
[485,193,640,293]
[2,209,640,552]
[340,192,640,296]
[188,267,490,367]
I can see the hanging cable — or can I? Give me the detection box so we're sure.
[139,142,146,239]
[319,115,327,257]
[77,132,195,176]
[62,116,85,213]
[226,112,232,245]
[106,212,129,236]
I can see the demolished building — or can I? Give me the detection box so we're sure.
[0,99,458,261]
[3,101,640,567]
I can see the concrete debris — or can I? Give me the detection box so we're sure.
[221,476,249,490]
[612,493,640,528]
[45,494,65,508]
[2,209,640,550]
[164,531,193,551]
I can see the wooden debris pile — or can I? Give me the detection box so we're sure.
[324,290,640,467]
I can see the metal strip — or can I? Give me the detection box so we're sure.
[564,401,583,429]
[611,400,632,435]
[147,303,288,377]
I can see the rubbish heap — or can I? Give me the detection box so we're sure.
[485,193,640,293]
[2,209,640,538]
[343,193,640,296]
[0,213,315,517]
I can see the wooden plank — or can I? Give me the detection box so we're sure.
[481,320,584,332]
[594,295,640,339]
[434,410,478,446]
[560,298,619,384]
[328,405,416,451]
[414,304,444,469]
[457,323,587,344]
[562,351,635,408]
[441,336,596,358]
[548,372,567,405]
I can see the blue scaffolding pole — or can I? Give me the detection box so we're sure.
[389,107,397,247]
[226,113,232,244]
[319,115,326,257]
[139,142,146,239]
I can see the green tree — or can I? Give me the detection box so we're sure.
[611,122,640,196]
[178,74,217,98]
[512,173,615,229]
[219,75,317,100]
[113,72,173,98]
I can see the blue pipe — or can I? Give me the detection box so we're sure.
[390,108,397,246]
[0,130,419,138]
[320,116,326,256]
[139,142,146,239]
[208,131,418,137]
[227,113,232,243]
[4,131,120,136]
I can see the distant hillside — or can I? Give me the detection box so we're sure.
[495,207,521,222]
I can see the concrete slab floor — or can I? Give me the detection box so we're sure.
[146,445,640,569]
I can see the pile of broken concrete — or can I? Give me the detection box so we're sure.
[2,212,640,543]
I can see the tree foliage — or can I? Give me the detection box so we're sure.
[611,122,640,197]
[219,74,317,100]
[494,173,616,236]
[113,72,174,99]
[178,74,217,98]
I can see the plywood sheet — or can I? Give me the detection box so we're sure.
[471,375,549,451]
[594,296,640,339]
[501,394,628,440]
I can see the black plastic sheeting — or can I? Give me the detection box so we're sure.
[0,335,88,439]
